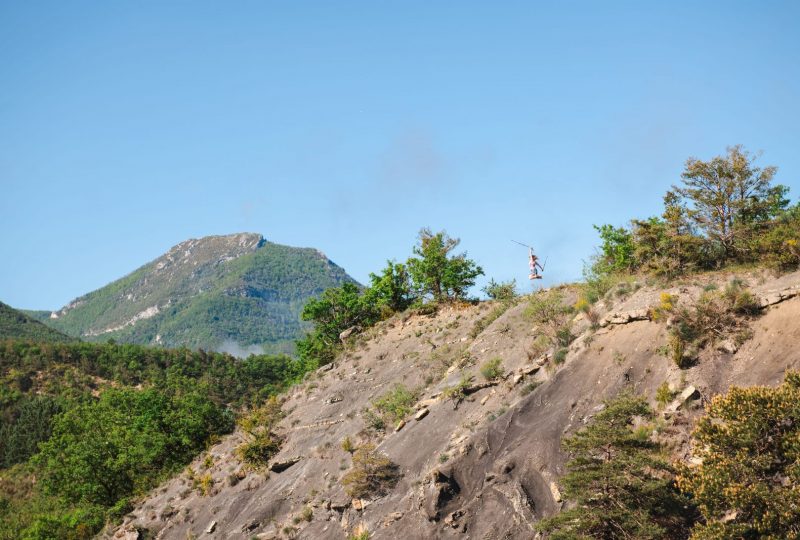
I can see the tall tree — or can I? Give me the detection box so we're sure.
[367,260,415,313]
[676,145,782,260]
[537,393,696,539]
[406,228,483,302]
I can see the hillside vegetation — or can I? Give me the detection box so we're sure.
[0,340,312,539]
[104,146,800,539]
[31,234,356,354]
[4,146,799,539]
[0,302,74,344]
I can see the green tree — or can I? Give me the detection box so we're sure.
[537,393,695,539]
[677,372,800,539]
[756,202,800,271]
[0,395,63,467]
[35,386,232,507]
[406,228,483,302]
[367,260,415,313]
[677,145,784,261]
[296,282,379,365]
[593,224,635,273]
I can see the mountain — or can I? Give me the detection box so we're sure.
[38,233,356,354]
[0,301,74,343]
[107,269,800,539]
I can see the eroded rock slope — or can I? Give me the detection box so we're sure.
[109,270,800,540]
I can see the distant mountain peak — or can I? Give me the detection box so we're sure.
[38,234,356,354]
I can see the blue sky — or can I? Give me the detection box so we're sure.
[2,1,799,309]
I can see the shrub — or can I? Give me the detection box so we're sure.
[371,385,418,425]
[656,283,761,369]
[525,289,574,349]
[348,527,370,540]
[236,397,284,469]
[340,444,400,499]
[195,473,213,496]
[300,506,313,522]
[362,409,385,432]
[649,292,677,322]
[367,261,415,313]
[482,279,517,301]
[667,332,688,369]
[442,375,473,409]
[723,279,760,315]
[520,381,542,396]
[341,436,356,454]
[297,283,380,365]
[553,348,568,365]
[655,381,676,407]
[479,358,504,381]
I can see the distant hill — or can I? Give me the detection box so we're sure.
[37,233,357,354]
[0,301,74,343]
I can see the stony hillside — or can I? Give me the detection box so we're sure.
[32,233,356,354]
[108,270,800,540]
[0,301,74,343]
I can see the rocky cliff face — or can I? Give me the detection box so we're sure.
[108,270,800,539]
[40,233,356,354]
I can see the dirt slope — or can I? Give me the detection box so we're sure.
[108,270,800,540]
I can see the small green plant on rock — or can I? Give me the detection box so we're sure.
[442,374,474,409]
[479,358,505,381]
[655,381,677,408]
[371,384,418,425]
[341,436,356,454]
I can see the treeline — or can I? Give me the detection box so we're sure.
[0,340,311,539]
[541,372,800,539]
[297,228,484,365]
[592,145,799,280]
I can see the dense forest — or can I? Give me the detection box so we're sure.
[0,303,74,344]
[0,340,312,539]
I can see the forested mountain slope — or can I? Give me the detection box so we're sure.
[33,233,356,354]
[0,301,74,343]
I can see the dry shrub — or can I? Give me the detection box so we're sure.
[341,443,400,499]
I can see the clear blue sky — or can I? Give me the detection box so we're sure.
[2,1,799,310]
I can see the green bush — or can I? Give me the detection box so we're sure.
[553,348,568,365]
[481,279,517,301]
[371,385,418,424]
[479,358,504,381]
[655,381,676,407]
[236,397,284,469]
[297,282,380,365]
[36,387,233,507]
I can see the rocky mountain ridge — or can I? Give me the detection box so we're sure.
[108,269,800,539]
